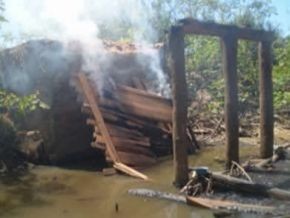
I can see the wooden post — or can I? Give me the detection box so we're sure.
[221,34,239,169]
[169,26,188,187]
[259,41,274,158]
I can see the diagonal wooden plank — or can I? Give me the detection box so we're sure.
[77,73,149,180]
[78,73,120,162]
[113,162,148,180]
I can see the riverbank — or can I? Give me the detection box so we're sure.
[0,127,289,218]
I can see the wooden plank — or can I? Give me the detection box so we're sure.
[94,127,145,140]
[94,133,151,147]
[116,85,172,122]
[116,99,172,122]
[180,18,274,42]
[102,109,165,132]
[78,73,120,162]
[114,162,149,180]
[83,86,172,126]
[94,127,144,143]
[105,123,145,138]
[131,80,173,136]
[118,85,172,103]
[100,108,172,138]
[98,107,152,130]
[88,81,172,121]
[101,107,152,127]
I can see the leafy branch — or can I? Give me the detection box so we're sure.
[0,90,49,117]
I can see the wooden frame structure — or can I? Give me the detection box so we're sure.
[169,19,274,184]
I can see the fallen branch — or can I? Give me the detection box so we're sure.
[128,188,274,214]
[243,144,289,171]
[231,161,253,183]
[187,196,274,213]
[212,172,290,201]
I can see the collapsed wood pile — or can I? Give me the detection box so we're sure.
[72,73,197,170]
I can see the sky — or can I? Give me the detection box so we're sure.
[0,0,289,43]
[271,0,290,36]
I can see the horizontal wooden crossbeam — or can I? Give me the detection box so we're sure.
[179,18,274,41]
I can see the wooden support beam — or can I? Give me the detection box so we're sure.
[259,41,274,158]
[169,26,189,187]
[221,34,239,169]
[181,18,274,42]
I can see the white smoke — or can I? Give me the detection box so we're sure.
[1,0,169,96]
[2,0,158,43]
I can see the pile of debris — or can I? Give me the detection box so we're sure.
[73,73,197,169]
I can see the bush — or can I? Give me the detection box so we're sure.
[0,115,22,174]
[0,115,17,151]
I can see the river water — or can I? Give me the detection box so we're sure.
[0,138,288,218]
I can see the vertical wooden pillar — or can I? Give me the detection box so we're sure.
[221,34,239,169]
[259,41,274,158]
[169,26,188,187]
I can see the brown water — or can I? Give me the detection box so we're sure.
[0,139,279,218]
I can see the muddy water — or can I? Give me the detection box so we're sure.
[0,139,278,218]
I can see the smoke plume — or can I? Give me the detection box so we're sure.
[1,0,169,96]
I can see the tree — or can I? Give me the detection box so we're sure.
[148,0,277,118]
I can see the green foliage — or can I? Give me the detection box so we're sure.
[185,35,222,115]
[0,115,17,171]
[273,37,290,110]
[0,90,49,117]
[0,89,48,173]
[150,0,279,117]
[0,115,16,149]
[0,0,6,24]
[237,41,259,113]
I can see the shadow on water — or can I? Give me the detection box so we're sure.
[276,178,290,190]
[250,170,290,177]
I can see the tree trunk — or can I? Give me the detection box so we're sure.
[259,41,274,158]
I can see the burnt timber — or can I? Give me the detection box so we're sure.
[72,71,197,178]
[169,18,274,178]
